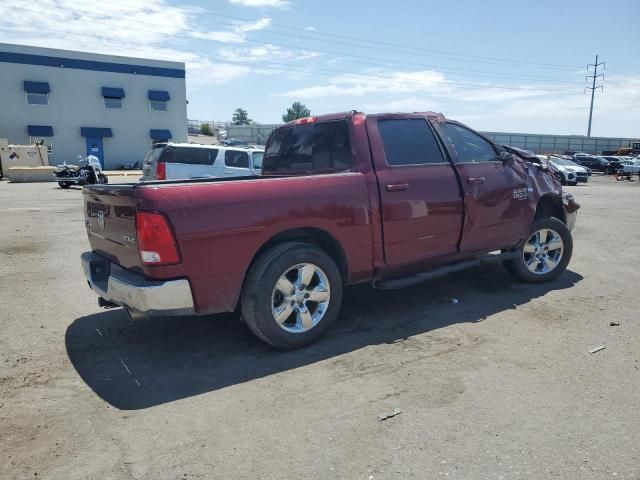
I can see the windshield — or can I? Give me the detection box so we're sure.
[252,151,264,169]
[550,158,580,167]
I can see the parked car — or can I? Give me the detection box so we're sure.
[223,138,249,146]
[81,111,579,349]
[573,155,610,172]
[141,143,264,180]
[548,157,589,185]
[600,156,625,173]
[615,158,640,178]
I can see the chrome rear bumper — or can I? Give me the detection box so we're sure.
[81,251,195,316]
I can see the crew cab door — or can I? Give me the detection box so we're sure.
[367,114,464,268]
[435,121,531,252]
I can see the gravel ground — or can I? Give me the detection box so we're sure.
[1,176,639,480]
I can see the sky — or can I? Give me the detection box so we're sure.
[1,0,639,137]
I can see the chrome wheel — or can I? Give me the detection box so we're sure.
[523,228,564,275]
[271,263,331,333]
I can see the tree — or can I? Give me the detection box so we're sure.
[282,102,311,122]
[232,108,252,125]
[200,123,212,136]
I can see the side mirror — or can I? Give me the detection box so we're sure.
[499,151,512,163]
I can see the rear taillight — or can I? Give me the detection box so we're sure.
[156,161,166,180]
[135,211,180,265]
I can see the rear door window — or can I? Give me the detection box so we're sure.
[264,120,352,173]
[164,147,217,165]
[439,123,497,163]
[225,150,250,168]
[377,119,445,165]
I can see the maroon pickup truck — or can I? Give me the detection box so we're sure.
[81,111,579,349]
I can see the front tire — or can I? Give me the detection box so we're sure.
[58,181,71,189]
[504,217,573,283]
[241,242,343,349]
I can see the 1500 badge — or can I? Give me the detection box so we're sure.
[513,187,528,200]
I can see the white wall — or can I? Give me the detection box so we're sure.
[0,43,187,169]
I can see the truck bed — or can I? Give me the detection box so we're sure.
[83,172,375,313]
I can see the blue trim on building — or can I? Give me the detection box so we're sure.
[1,51,185,78]
[102,87,125,98]
[27,125,54,136]
[150,129,172,140]
[24,81,50,93]
[81,127,113,138]
[148,90,170,101]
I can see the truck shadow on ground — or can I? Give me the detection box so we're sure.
[66,265,582,410]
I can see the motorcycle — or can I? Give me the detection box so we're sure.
[55,155,108,189]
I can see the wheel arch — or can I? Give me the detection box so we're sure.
[535,194,566,224]
[249,227,349,282]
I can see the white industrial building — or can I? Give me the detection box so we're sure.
[0,43,187,169]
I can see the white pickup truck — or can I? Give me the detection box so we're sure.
[142,143,264,180]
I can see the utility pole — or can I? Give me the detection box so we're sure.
[585,55,605,137]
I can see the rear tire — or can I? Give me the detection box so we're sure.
[241,242,343,349]
[58,181,71,189]
[504,217,573,283]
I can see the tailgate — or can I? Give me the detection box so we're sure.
[83,185,142,271]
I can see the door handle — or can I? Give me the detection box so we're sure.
[467,176,486,185]
[385,183,410,192]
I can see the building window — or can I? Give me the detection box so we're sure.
[29,137,53,155]
[150,100,167,111]
[26,93,49,105]
[104,97,123,109]
[148,90,170,111]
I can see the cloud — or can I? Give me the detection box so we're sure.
[229,0,289,7]
[304,26,316,31]
[218,43,320,63]
[187,58,252,85]
[278,70,448,98]
[446,75,640,136]
[189,17,272,44]
[0,0,191,47]
[361,97,443,113]
[0,0,260,87]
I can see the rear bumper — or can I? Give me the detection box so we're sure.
[81,251,195,316]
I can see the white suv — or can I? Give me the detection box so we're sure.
[142,143,264,181]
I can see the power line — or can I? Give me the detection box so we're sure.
[3,4,585,86]
[100,0,584,70]
[181,9,583,70]
[0,24,581,96]
[5,1,584,74]
[585,55,605,137]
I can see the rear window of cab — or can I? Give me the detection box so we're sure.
[264,120,353,174]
